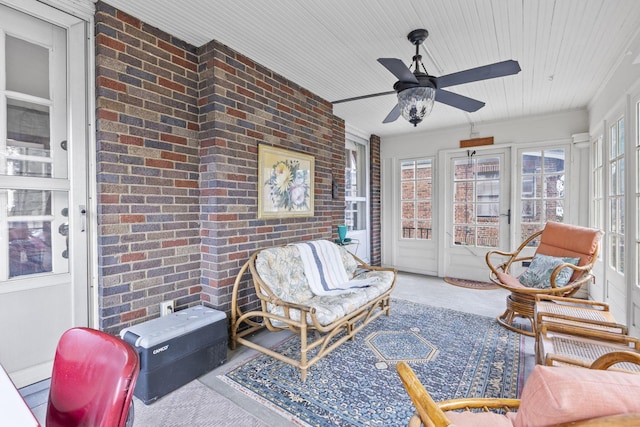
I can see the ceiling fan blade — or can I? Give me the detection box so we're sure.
[377,58,419,84]
[435,60,521,89]
[435,89,485,112]
[382,103,401,123]
[332,90,396,104]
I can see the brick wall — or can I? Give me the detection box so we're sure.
[370,135,381,265]
[95,2,202,333]
[95,2,349,333]
[197,39,344,314]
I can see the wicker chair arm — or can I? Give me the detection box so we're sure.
[538,314,628,334]
[589,351,640,370]
[535,294,610,311]
[542,322,640,346]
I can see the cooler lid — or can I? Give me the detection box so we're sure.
[120,305,226,348]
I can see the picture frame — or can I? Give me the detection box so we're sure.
[258,144,315,219]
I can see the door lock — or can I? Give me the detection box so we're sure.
[79,205,87,232]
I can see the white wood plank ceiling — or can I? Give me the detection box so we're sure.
[102,0,640,137]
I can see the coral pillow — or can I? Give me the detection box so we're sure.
[515,365,640,427]
[518,254,579,288]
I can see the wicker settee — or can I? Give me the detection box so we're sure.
[230,240,397,381]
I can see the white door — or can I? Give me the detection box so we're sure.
[0,4,89,387]
[632,95,640,338]
[442,148,511,280]
[345,135,370,262]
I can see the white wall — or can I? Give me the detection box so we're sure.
[588,32,640,128]
[380,109,589,274]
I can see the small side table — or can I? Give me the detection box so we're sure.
[335,238,360,255]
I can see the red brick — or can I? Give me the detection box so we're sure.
[121,252,146,262]
[213,58,236,75]
[161,151,187,162]
[172,55,197,72]
[162,239,188,248]
[160,133,187,145]
[98,109,118,121]
[146,158,174,169]
[100,194,120,204]
[256,80,273,92]
[120,308,147,322]
[229,236,248,244]
[227,108,246,119]
[119,135,143,146]
[121,214,145,223]
[158,77,185,93]
[175,180,198,188]
[116,10,141,28]
[97,76,126,92]
[97,34,126,52]
[158,39,184,58]
[209,213,238,221]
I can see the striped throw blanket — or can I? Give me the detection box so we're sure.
[293,240,377,296]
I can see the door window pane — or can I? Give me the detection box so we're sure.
[9,220,52,277]
[6,35,49,99]
[5,98,52,177]
[520,149,566,244]
[452,155,500,248]
[609,118,625,273]
[592,136,604,231]
[401,159,433,240]
[4,189,67,279]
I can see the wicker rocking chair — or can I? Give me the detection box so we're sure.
[486,221,603,337]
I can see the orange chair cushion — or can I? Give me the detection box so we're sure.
[514,365,640,427]
[536,221,602,273]
[445,410,515,426]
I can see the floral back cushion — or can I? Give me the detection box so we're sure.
[255,246,314,303]
[519,253,580,289]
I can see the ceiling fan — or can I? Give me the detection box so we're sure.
[333,29,521,127]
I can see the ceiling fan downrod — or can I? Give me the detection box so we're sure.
[408,29,429,74]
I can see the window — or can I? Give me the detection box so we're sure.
[592,136,604,231]
[520,148,566,244]
[609,118,625,274]
[400,159,433,239]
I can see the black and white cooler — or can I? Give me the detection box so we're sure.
[120,305,227,404]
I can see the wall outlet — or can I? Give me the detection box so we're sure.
[160,301,174,316]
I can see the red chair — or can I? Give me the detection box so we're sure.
[46,327,140,427]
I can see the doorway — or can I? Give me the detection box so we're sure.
[442,148,511,280]
[345,134,370,262]
[0,2,90,387]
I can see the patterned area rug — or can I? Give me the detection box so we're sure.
[444,276,499,290]
[220,300,524,427]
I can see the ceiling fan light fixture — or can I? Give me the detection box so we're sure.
[397,86,436,126]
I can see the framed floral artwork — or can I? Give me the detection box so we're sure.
[258,145,315,219]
